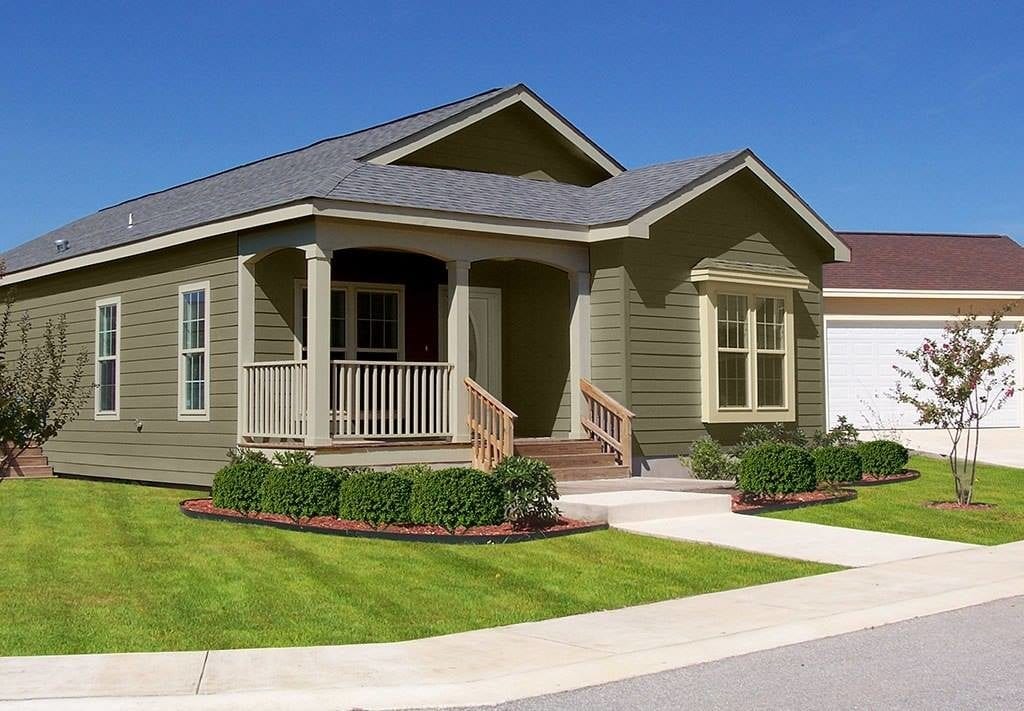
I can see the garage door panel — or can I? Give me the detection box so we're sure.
[826,320,1020,429]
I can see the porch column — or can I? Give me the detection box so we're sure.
[447,260,471,442]
[305,244,332,446]
[237,257,256,442]
[569,270,592,438]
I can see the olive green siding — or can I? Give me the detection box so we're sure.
[254,248,304,361]
[472,260,572,437]
[397,103,608,186]
[594,171,829,460]
[5,235,239,486]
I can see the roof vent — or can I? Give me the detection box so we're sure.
[55,239,70,253]
[128,212,134,228]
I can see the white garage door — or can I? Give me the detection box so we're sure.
[826,320,1021,429]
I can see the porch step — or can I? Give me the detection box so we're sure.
[1,446,55,479]
[513,438,629,482]
[557,490,734,524]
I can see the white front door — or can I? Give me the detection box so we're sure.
[439,286,502,397]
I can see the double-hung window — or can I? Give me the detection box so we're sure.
[693,260,807,423]
[94,297,121,419]
[296,282,404,361]
[178,282,210,420]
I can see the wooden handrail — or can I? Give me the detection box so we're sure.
[465,377,517,471]
[580,378,635,471]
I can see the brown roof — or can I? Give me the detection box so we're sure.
[823,232,1024,291]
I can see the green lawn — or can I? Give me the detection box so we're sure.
[766,455,1024,545]
[0,478,836,656]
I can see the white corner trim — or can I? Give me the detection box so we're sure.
[94,295,122,421]
[362,87,624,177]
[177,281,212,422]
[823,288,1024,300]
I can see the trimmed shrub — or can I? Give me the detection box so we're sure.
[738,443,817,496]
[338,471,414,526]
[812,446,863,486]
[857,440,909,476]
[735,423,808,459]
[410,467,504,532]
[212,450,272,513]
[260,463,341,520]
[390,463,435,482]
[680,437,739,480]
[492,456,559,525]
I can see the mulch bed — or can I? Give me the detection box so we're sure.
[180,498,606,544]
[732,488,857,514]
[925,501,997,511]
[851,469,920,486]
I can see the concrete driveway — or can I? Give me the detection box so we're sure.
[868,428,1024,468]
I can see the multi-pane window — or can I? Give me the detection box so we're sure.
[756,297,786,407]
[179,283,210,418]
[716,294,748,407]
[298,283,402,362]
[95,298,120,417]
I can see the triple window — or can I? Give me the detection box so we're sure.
[297,282,403,361]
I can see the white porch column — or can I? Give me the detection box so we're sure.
[305,244,332,446]
[237,257,256,442]
[569,269,592,438]
[447,260,471,442]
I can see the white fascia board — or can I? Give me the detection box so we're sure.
[363,87,624,177]
[824,288,1024,299]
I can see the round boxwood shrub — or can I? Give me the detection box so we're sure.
[738,443,817,496]
[680,437,739,480]
[492,456,559,525]
[812,446,863,486]
[260,463,341,520]
[338,470,414,526]
[211,450,272,513]
[857,440,909,476]
[410,467,504,532]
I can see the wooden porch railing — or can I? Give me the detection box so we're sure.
[331,361,453,438]
[580,378,635,469]
[242,361,308,439]
[465,377,517,471]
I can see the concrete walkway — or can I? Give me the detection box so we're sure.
[2,542,1023,710]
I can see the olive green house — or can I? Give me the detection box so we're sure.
[0,84,849,486]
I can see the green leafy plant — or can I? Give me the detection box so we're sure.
[735,423,808,459]
[260,463,341,520]
[812,446,862,487]
[680,437,739,480]
[272,450,314,467]
[410,467,504,532]
[390,463,435,481]
[809,416,860,449]
[892,307,1018,505]
[857,440,909,477]
[738,443,816,497]
[492,456,559,526]
[212,450,273,513]
[338,471,414,526]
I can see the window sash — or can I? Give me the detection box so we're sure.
[714,291,789,412]
[95,300,119,416]
[298,283,402,361]
[179,286,209,416]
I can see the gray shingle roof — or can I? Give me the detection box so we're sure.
[2,83,747,275]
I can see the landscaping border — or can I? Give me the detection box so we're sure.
[180,499,607,544]
[850,469,920,487]
[734,489,857,515]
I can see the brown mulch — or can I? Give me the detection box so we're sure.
[182,498,594,537]
[925,501,997,511]
[855,469,920,486]
[731,488,856,514]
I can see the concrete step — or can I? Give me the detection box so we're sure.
[514,439,603,456]
[557,490,734,524]
[553,465,631,481]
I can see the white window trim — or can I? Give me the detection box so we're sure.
[177,281,211,421]
[292,280,406,361]
[94,296,122,420]
[698,281,797,423]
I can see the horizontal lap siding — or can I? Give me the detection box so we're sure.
[616,171,827,458]
[5,235,239,486]
[589,251,628,404]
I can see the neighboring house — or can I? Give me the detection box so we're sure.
[823,232,1024,430]
[0,83,849,486]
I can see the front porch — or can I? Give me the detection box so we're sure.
[234,223,633,472]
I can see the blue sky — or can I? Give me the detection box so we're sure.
[1,1,1022,252]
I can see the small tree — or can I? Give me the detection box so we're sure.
[0,261,90,473]
[891,307,1018,505]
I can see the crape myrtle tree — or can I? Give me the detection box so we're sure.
[892,306,1019,506]
[0,261,89,474]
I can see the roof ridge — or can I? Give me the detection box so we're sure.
[99,86,510,213]
[837,230,1012,239]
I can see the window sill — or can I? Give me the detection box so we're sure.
[177,412,211,422]
[94,412,120,421]
[702,408,796,424]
